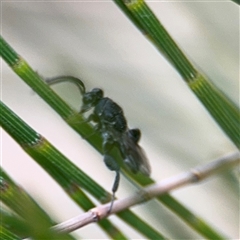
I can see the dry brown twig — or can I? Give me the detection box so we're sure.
[52,151,240,234]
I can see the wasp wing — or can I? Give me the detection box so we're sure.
[120,133,151,176]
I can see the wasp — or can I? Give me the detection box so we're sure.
[46,76,151,212]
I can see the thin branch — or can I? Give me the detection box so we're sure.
[52,151,240,234]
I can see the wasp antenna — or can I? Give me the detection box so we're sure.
[45,76,86,95]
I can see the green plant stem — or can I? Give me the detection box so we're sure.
[113,0,240,149]
[0,101,166,240]
[0,34,166,238]
[43,169,129,240]
[114,0,197,80]
[159,194,225,240]
[0,36,75,119]
[189,75,240,147]
[131,174,226,239]
[0,34,228,239]
[0,226,21,240]
[230,0,239,5]
[0,102,127,239]
[0,208,29,239]
[0,168,75,240]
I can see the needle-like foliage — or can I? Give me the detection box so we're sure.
[0,100,165,239]
[113,0,239,148]
[0,168,75,239]
[0,1,238,239]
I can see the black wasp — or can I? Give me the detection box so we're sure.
[46,76,151,212]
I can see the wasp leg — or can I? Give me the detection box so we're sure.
[109,171,120,213]
[79,114,102,139]
[102,136,120,213]
[104,154,120,213]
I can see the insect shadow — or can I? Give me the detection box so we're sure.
[45,76,151,212]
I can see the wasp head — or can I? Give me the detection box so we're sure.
[80,88,103,113]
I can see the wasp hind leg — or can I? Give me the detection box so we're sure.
[102,137,120,213]
[104,154,120,213]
